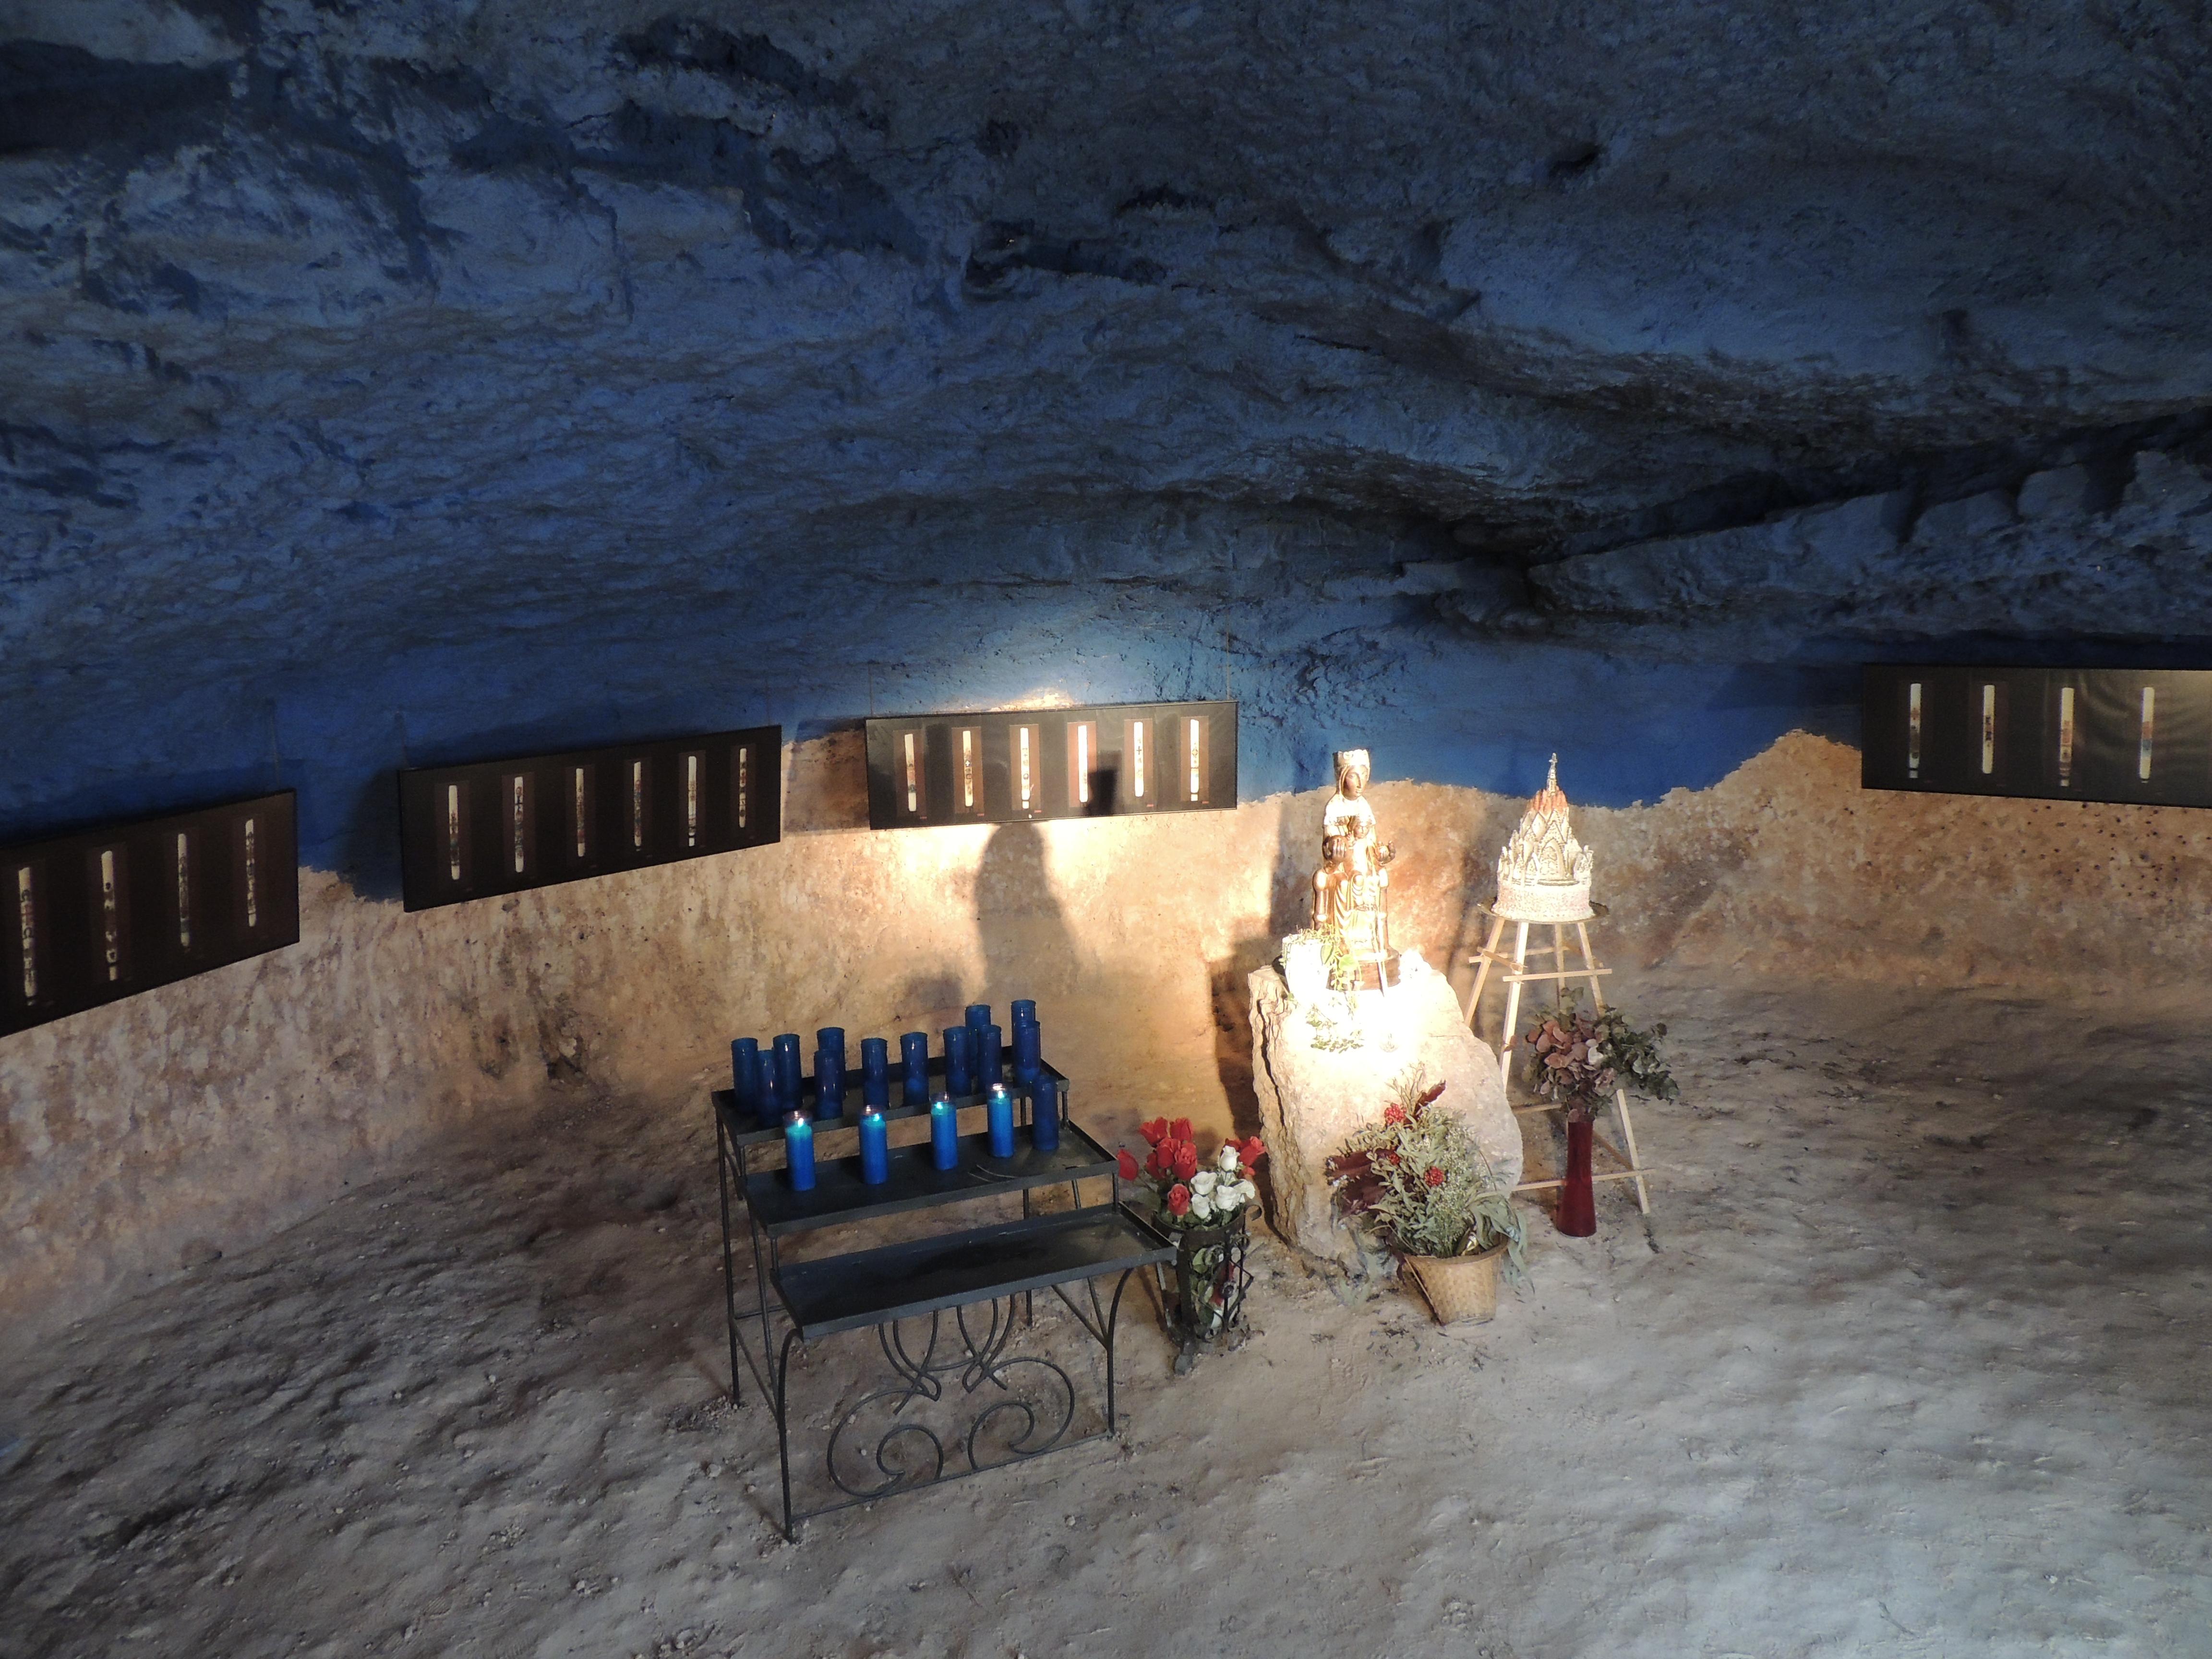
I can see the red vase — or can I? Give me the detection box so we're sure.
[1556,1116,1597,1236]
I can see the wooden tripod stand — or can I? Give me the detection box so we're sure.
[1463,904,1653,1214]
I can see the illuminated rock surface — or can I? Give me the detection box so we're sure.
[1248,954,1520,1265]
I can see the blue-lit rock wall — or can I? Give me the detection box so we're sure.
[8,1,2212,883]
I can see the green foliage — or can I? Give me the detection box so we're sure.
[1330,1067,1527,1274]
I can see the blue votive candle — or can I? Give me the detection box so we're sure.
[965,1003,992,1035]
[930,1095,960,1170]
[986,1084,1016,1157]
[731,1037,761,1107]
[814,1046,845,1119]
[1030,1077,1060,1152]
[1011,1020,1041,1086]
[978,1023,1004,1089]
[757,1062,782,1123]
[860,1036,890,1108]
[944,1026,975,1097]
[817,1026,846,1064]
[859,1108,889,1184]
[773,1033,803,1106]
[1010,999,1037,1030]
[784,1114,816,1191]
[900,1032,931,1106]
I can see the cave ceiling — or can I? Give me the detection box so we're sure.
[6,0,2212,725]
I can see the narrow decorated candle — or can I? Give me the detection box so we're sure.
[784,1115,816,1191]
[930,1095,960,1170]
[986,1084,1016,1157]
[859,1109,889,1184]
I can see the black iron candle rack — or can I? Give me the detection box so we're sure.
[710,1057,1172,1539]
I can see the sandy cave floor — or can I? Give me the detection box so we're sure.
[3,975,2210,1659]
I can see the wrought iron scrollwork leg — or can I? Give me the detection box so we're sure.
[1105,1268,1134,1431]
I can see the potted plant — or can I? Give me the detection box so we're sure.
[1118,1118,1267,1369]
[1326,1068,1527,1324]
[1512,998,1676,1236]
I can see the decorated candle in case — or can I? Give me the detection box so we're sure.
[965,1003,992,1034]
[977,1023,1004,1090]
[1011,1021,1041,1086]
[817,1026,846,1063]
[1030,1077,1060,1152]
[860,1036,890,1108]
[944,1026,975,1097]
[986,1084,1016,1156]
[930,1095,959,1170]
[859,1109,889,1184]
[784,1115,816,1191]
[814,1046,845,1119]
[900,1032,930,1106]
[1010,998,1037,1030]
[773,1034,803,1105]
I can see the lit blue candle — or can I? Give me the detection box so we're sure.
[978,1023,1004,1089]
[860,1036,890,1108]
[814,1046,845,1119]
[901,1032,930,1106]
[930,1095,959,1170]
[1030,1076,1060,1152]
[731,1037,761,1110]
[986,1084,1016,1156]
[1011,1021,1041,1087]
[944,1026,974,1097]
[859,1108,889,1184]
[784,1114,816,1190]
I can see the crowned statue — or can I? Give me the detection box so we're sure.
[1312,748,1397,989]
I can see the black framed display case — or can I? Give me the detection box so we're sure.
[2,791,300,1038]
[864,701,1236,829]
[1863,666,2212,807]
[399,726,781,911]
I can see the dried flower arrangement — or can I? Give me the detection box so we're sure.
[1513,998,1677,1121]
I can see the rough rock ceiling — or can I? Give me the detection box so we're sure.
[5,0,2212,836]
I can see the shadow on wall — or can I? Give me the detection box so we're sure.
[976,821,1081,1013]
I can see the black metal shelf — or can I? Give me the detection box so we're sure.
[773,1205,1172,1339]
[741,1120,1115,1238]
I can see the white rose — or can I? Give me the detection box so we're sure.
[1218,1145,1240,1172]
[1215,1184,1245,1212]
[1190,1190,1215,1221]
[1233,1179,1258,1206]
[1191,1170,1218,1197]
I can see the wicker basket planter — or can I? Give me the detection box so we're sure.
[1404,1242,1508,1325]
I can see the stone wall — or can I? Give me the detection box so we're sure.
[9,727,2210,1338]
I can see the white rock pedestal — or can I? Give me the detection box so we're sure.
[1249,951,1522,1267]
